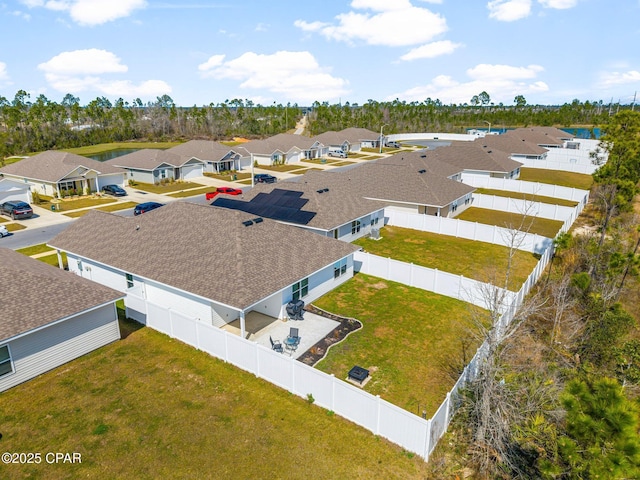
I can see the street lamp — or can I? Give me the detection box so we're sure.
[379,124,388,154]
[483,120,491,135]
[237,146,254,187]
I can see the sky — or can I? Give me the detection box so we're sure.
[0,0,639,107]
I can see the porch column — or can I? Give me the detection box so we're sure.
[56,249,63,270]
[239,310,246,339]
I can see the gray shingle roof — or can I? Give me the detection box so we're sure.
[428,141,523,174]
[167,140,238,161]
[240,134,315,155]
[105,149,194,170]
[49,202,359,311]
[509,127,566,146]
[0,151,124,182]
[474,134,549,156]
[0,248,123,342]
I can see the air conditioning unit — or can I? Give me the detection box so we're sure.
[370,228,381,240]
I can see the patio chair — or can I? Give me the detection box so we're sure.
[288,327,300,346]
[270,336,284,353]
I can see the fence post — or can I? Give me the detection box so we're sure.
[424,418,432,461]
[331,374,336,411]
[433,268,438,292]
[376,395,382,435]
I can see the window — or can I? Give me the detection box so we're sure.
[334,258,348,278]
[333,229,339,239]
[126,273,134,288]
[351,220,361,235]
[0,345,14,377]
[292,278,309,301]
[451,200,458,212]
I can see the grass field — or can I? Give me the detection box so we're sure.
[456,207,564,238]
[256,164,307,172]
[474,188,579,207]
[313,274,484,416]
[62,142,180,155]
[63,201,139,218]
[519,167,594,190]
[354,226,539,291]
[0,319,433,479]
[129,181,204,194]
[15,243,54,256]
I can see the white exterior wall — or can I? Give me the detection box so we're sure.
[96,173,125,189]
[144,281,212,323]
[0,303,120,392]
[283,256,355,305]
[127,169,156,184]
[249,291,284,319]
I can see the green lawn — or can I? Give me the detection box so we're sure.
[354,226,539,291]
[314,274,485,416]
[16,243,53,256]
[456,207,564,239]
[167,186,216,198]
[63,201,139,218]
[37,252,68,268]
[474,188,579,207]
[204,171,252,182]
[519,167,594,190]
[129,181,204,194]
[0,321,432,478]
[62,141,180,155]
[257,164,307,172]
[4,223,26,232]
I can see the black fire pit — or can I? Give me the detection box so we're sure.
[348,365,369,384]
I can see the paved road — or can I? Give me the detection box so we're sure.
[0,220,74,249]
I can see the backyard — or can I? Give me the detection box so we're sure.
[353,226,540,291]
[0,319,432,479]
[474,188,579,207]
[313,273,485,417]
[518,167,594,190]
[456,207,564,239]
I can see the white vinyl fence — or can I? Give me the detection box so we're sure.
[385,209,553,255]
[473,193,575,221]
[461,173,590,204]
[354,251,516,312]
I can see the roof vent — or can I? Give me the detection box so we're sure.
[487,150,492,153]
[420,154,426,158]
[253,217,263,223]
[316,189,324,194]
[323,187,329,192]
[242,220,253,227]
[418,169,426,174]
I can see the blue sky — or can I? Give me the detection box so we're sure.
[1,0,639,107]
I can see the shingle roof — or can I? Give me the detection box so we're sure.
[473,134,548,156]
[240,134,315,155]
[167,140,238,161]
[0,248,123,341]
[0,151,124,182]
[49,202,359,311]
[338,127,380,142]
[105,149,193,170]
[428,141,523,174]
[508,127,565,146]
[214,180,384,231]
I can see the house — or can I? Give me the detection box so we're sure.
[0,248,124,392]
[167,140,246,174]
[473,133,549,161]
[212,179,386,241]
[239,134,322,166]
[0,151,125,198]
[508,127,567,149]
[0,177,31,204]
[106,149,205,183]
[48,202,359,339]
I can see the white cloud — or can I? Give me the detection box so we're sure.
[38,49,128,75]
[19,0,147,26]
[37,49,170,99]
[538,0,578,8]
[389,63,548,104]
[198,50,349,103]
[400,40,462,61]
[295,1,447,47]
[598,70,640,88]
[0,62,10,84]
[487,0,532,21]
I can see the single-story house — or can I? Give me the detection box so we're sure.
[0,248,124,393]
[0,177,31,204]
[48,202,359,338]
[312,130,363,155]
[212,180,386,242]
[239,134,323,166]
[475,132,549,161]
[167,140,246,173]
[424,141,523,179]
[106,149,205,183]
[508,127,567,149]
[0,151,125,198]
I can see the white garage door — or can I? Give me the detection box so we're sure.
[182,164,203,180]
[0,189,30,204]
[98,174,125,189]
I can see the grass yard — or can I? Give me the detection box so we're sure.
[129,181,203,194]
[4,223,26,232]
[313,274,485,416]
[256,164,307,172]
[63,201,139,218]
[519,167,594,190]
[204,171,252,182]
[16,243,53,256]
[62,141,180,155]
[474,188,579,207]
[354,226,539,291]
[0,320,432,479]
[456,207,564,239]
[167,187,216,198]
[37,252,68,268]
[34,196,117,212]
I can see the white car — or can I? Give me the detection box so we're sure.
[0,225,8,238]
[328,150,347,158]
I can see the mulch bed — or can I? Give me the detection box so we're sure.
[297,304,362,366]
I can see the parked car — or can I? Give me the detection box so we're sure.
[386,141,401,148]
[327,150,347,158]
[0,225,8,237]
[254,173,277,184]
[102,184,127,196]
[0,200,33,220]
[205,187,243,200]
[133,202,164,215]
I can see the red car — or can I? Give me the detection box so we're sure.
[205,187,243,200]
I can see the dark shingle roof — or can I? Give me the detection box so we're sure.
[105,149,197,170]
[49,203,359,310]
[167,140,238,161]
[0,151,124,182]
[0,248,123,341]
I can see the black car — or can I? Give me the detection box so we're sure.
[254,173,277,184]
[102,184,127,196]
[0,200,33,220]
[133,202,164,215]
